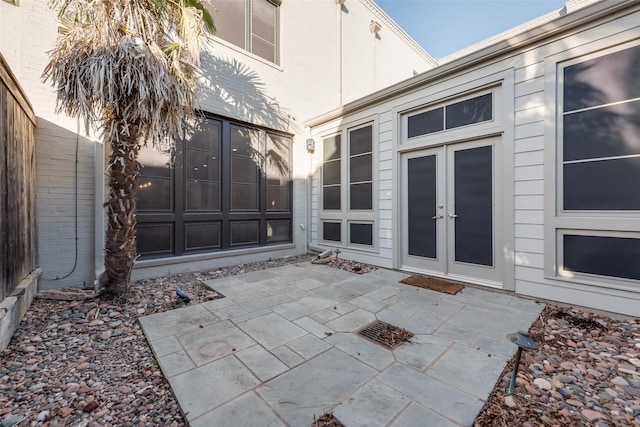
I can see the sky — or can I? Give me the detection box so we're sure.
[375,0,567,58]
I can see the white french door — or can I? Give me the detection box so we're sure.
[401,137,501,285]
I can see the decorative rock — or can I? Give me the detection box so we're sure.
[1,415,22,427]
[36,410,49,422]
[581,409,604,421]
[89,320,104,326]
[83,401,99,413]
[76,362,90,370]
[534,378,552,390]
[612,376,630,387]
[566,399,584,407]
[57,407,74,417]
[504,395,517,408]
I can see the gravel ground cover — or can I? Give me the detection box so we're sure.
[1,255,639,427]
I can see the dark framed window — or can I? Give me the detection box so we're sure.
[350,223,372,246]
[208,0,279,63]
[323,222,341,242]
[349,125,373,210]
[563,234,640,281]
[322,135,341,210]
[407,92,493,138]
[136,115,292,258]
[562,44,640,211]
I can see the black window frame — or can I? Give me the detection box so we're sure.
[136,113,293,259]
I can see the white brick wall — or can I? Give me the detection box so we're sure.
[1,0,432,287]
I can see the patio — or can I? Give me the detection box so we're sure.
[139,262,543,427]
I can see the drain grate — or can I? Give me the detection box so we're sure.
[357,320,414,349]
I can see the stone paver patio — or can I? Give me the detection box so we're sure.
[139,262,543,427]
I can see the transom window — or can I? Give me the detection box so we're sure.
[209,0,279,63]
[554,43,640,284]
[136,115,292,258]
[407,93,493,138]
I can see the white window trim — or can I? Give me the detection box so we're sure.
[318,116,378,250]
[544,39,640,291]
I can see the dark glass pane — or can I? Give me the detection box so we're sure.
[446,93,492,129]
[267,219,290,243]
[323,222,341,242]
[323,135,341,161]
[186,181,219,211]
[350,223,372,246]
[350,183,372,210]
[231,126,260,156]
[232,156,259,183]
[252,15,275,44]
[186,150,220,180]
[185,222,220,250]
[252,35,275,63]
[231,221,259,245]
[454,146,493,266]
[207,0,245,48]
[350,125,372,156]
[267,185,290,211]
[136,177,172,211]
[564,234,640,281]
[407,156,436,258]
[323,160,341,186]
[266,134,291,182]
[139,146,172,178]
[323,186,340,210]
[564,157,640,210]
[563,101,640,161]
[407,108,444,138]
[350,154,372,183]
[137,224,172,255]
[564,44,640,112]
[232,183,258,210]
[187,120,220,151]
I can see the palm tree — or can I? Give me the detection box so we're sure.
[43,0,215,295]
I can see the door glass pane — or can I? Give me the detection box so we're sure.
[323,187,340,210]
[267,219,290,243]
[407,108,444,138]
[407,156,437,258]
[563,101,640,162]
[185,222,220,250]
[186,181,219,211]
[445,93,492,129]
[231,183,258,210]
[266,134,291,185]
[350,154,372,183]
[267,185,289,210]
[231,220,259,245]
[350,126,372,156]
[232,156,259,183]
[137,224,173,256]
[564,234,640,280]
[208,0,246,49]
[231,126,260,211]
[350,183,372,210]
[564,157,640,210]
[187,150,220,180]
[137,146,173,211]
[564,44,640,112]
[350,223,372,246]
[454,146,493,266]
[187,120,220,151]
[323,222,341,242]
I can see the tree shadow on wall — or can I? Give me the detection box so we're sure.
[196,53,299,136]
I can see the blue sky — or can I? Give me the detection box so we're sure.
[376,0,567,58]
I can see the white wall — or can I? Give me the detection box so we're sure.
[1,0,433,287]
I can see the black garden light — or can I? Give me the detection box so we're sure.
[506,330,538,395]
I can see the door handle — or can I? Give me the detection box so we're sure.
[448,213,458,218]
[432,214,443,220]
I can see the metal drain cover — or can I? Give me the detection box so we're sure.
[357,320,414,349]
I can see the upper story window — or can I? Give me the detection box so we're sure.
[407,93,493,138]
[209,0,279,64]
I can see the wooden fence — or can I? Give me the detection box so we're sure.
[0,54,37,302]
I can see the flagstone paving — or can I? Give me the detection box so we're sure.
[139,262,544,426]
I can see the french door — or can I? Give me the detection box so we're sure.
[401,137,501,285]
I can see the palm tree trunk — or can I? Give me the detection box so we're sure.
[99,127,140,295]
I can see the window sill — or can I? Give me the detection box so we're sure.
[210,37,283,71]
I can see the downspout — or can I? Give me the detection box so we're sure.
[305,129,322,255]
[94,137,105,291]
[337,0,345,106]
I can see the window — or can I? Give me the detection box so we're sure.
[136,115,292,258]
[320,123,375,247]
[553,43,640,284]
[407,93,493,138]
[209,0,279,63]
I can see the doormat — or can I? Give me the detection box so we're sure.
[399,275,464,295]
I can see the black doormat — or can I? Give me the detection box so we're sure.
[400,275,464,295]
